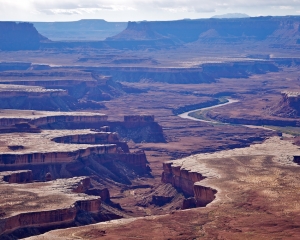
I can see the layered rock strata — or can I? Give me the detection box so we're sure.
[0,127,150,178]
[0,110,108,127]
[0,22,47,51]
[162,162,216,207]
[0,176,100,236]
[0,170,33,183]
[0,111,165,144]
[273,91,300,117]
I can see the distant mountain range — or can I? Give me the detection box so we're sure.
[211,13,250,19]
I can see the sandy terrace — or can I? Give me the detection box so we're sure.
[0,84,65,93]
[0,176,98,219]
[0,129,114,154]
[0,109,106,119]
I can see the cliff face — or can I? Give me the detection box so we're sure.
[108,16,300,45]
[0,22,47,51]
[0,176,103,237]
[162,162,217,208]
[0,145,117,165]
[1,170,33,183]
[273,92,300,118]
[92,67,214,84]
[90,62,278,84]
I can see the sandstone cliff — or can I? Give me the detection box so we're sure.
[162,162,217,208]
[0,176,102,238]
[0,22,47,51]
[273,92,300,118]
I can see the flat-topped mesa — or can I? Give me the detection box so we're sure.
[0,170,33,183]
[0,111,165,144]
[0,22,47,51]
[52,132,130,153]
[0,79,98,88]
[0,144,117,166]
[162,162,217,208]
[0,176,105,237]
[52,132,119,144]
[0,85,67,98]
[0,111,108,128]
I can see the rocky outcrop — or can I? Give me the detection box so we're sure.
[0,177,103,237]
[0,113,108,128]
[107,151,148,170]
[0,87,104,111]
[293,156,300,164]
[52,132,130,153]
[86,188,110,202]
[162,163,206,196]
[52,132,119,144]
[193,184,217,207]
[107,116,165,143]
[75,199,101,213]
[162,162,217,208]
[0,170,33,183]
[273,92,300,118]
[0,22,47,51]
[1,207,77,236]
[0,145,117,165]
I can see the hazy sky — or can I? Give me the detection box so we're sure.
[0,0,299,22]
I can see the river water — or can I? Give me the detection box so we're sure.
[178,99,277,132]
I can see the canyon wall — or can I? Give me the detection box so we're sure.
[1,170,33,183]
[273,92,300,118]
[52,132,119,144]
[0,22,47,51]
[0,207,77,236]
[0,114,108,128]
[162,162,217,208]
[88,61,278,83]
[0,145,117,165]
[0,176,102,237]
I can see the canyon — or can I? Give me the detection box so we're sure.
[0,16,300,239]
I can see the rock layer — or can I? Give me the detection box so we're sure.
[0,22,47,51]
[0,176,101,237]
[162,162,217,208]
